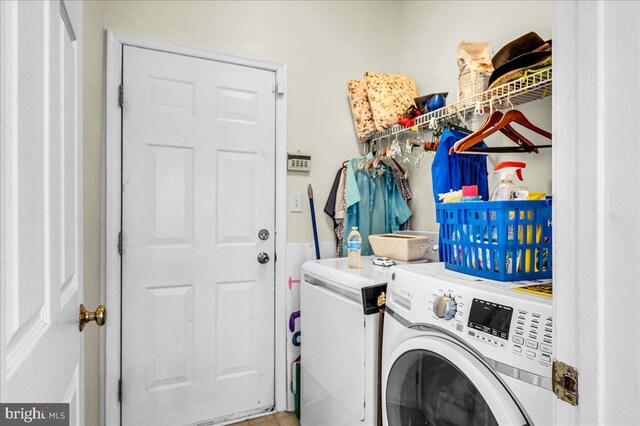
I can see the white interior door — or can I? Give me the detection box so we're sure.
[121,46,276,425]
[0,0,84,423]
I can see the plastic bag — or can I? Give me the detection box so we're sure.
[457,41,493,106]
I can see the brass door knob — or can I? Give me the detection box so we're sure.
[79,304,107,331]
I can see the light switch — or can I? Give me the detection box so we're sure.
[291,192,303,213]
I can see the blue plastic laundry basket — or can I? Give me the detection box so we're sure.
[436,198,552,281]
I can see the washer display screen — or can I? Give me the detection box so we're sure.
[467,298,513,340]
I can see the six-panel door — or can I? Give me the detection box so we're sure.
[121,46,276,425]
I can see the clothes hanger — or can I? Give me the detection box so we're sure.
[368,146,407,176]
[388,157,406,176]
[496,109,552,139]
[454,109,552,154]
[468,96,543,153]
[363,135,408,176]
[444,121,536,152]
[449,110,543,154]
[445,122,473,134]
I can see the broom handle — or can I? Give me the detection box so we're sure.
[308,184,321,260]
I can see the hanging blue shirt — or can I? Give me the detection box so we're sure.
[432,129,489,261]
[431,128,489,203]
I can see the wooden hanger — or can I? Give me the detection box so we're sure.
[423,141,439,151]
[497,109,552,139]
[449,111,538,154]
[450,110,548,154]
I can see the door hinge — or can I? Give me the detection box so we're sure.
[552,360,578,406]
[118,378,123,402]
[118,84,124,108]
[118,231,123,255]
[273,81,285,96]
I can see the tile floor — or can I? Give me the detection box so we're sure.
[230,411,300,426]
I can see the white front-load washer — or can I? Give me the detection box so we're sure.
[382,263,554,426]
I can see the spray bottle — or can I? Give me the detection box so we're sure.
[490,161,527,201]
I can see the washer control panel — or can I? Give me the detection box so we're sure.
[510,309,553,365]
[428,290,466,334]
[466,298,512,350]
[432,295,457,319]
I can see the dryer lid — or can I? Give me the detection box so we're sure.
[385,334,529,426]
[302,257,390,292]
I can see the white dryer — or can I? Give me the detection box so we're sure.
[382,263,554,426]
[300,257,389,426]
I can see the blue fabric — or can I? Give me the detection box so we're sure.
[431,128,489,262]
[431,129,489,203]
[343,156,412,256]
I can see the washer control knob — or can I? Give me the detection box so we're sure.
[433,295,457,320]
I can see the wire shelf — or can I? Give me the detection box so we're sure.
[369,67,552,143]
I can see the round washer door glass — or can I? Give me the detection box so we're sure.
[386,349,498,426]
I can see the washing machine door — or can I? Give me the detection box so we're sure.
[385,335,528,426]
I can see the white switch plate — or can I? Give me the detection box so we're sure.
[291,192,303,213]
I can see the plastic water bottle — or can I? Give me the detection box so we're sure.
[347,226,362,269]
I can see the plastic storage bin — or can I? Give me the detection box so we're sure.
[368,234,430,261]
[436,198,552,281]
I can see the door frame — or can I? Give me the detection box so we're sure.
[102,30,288,426]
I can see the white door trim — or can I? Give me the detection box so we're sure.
[102,30,288,426]
[553,2,640,423]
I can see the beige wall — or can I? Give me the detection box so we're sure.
[83,1,552,425]
[83,2,402,425]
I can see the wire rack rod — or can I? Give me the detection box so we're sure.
[369,67,552,143]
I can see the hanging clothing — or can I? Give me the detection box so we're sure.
[392,169,413,231]
[324,167,348,256]
[324,168,344,223]
[335,222,344,257]
[384,172,413,235]
[335,168,347,256]
[335,169,347,221]
[343,154,412,256]
[431,128,489,262]
[431,128,489,202]
[335,169,347,257]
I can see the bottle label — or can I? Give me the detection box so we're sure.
[348,242,361,251]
